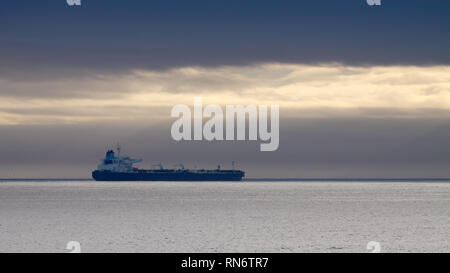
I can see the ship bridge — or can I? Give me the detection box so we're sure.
[97,147,142,173]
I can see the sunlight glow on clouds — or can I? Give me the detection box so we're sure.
[1,64,450,124]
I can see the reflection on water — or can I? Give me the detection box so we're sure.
[0,181,448,252]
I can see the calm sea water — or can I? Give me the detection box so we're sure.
[0,181,448,253]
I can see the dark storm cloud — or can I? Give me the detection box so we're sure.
[1,0,449,76]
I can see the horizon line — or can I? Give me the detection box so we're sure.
[1,178,450,182]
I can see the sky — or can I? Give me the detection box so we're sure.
[1,0,450,178]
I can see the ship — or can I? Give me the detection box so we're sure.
[92,147,245,181]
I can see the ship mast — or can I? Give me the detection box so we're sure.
[117,143,121,170]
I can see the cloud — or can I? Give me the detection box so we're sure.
[1,64,450,124]
[1,0,450,77]
[1,1,450,178]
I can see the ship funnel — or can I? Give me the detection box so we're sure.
[105,150,115,160]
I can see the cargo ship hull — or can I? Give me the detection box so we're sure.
[92,148,245,181]
[92,170,245,181]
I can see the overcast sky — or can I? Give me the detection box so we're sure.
[1,0,450,178]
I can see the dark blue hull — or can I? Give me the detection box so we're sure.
[92,170,245,181]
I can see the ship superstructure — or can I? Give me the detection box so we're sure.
[96,146,143,173]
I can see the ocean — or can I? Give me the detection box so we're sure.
[0,180,448,253]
